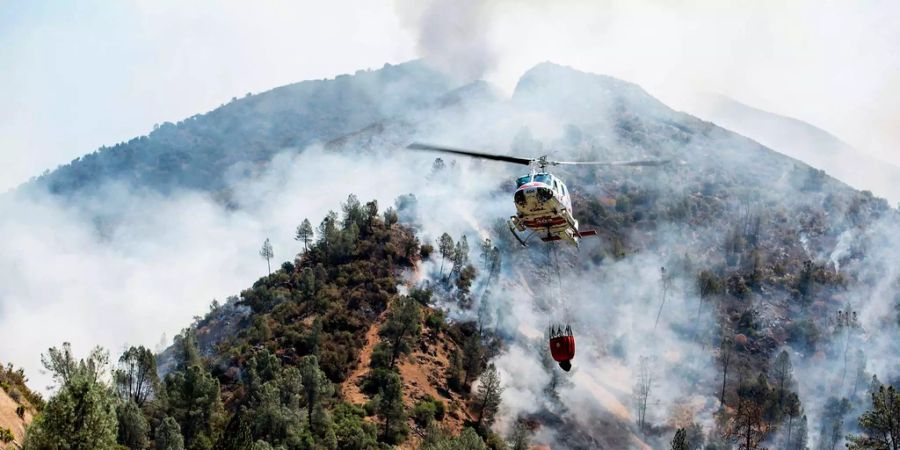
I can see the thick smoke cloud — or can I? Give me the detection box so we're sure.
[396,0,900,202]
[0,148,438,391]
[395,0,499,82]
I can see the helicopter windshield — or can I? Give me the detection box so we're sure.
[516,173,553,187]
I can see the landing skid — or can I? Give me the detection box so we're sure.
[508,219,533,247]
[508,217,599,248]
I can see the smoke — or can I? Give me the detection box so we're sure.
[394,0,900,200]
[395,0,499,82]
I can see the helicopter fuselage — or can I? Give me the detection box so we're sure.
[509,172,590,245]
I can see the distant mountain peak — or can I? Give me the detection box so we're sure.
[513,62,671,121]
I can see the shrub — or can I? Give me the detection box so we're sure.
[7,387,20,403]
[786,319,820,352]
[0,427,14,443]
[412,396,446,428]
[412,401,436,427]
[16,405,25,419]
[425,311,445,331]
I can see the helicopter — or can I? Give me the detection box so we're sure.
[407,142,669,247]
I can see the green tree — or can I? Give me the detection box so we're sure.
[783,392,802,449]
[298,355,333,434]
[684,422,704,450]
[114,345,159,407]
[295,219,314,252]
[771,350,794,417]
[817,396,850,450]
[670,428,688,450]
[155,417,185,450]
[260,238,274,276]
[249,441,274,450]
[474,363,503,430]
[24,343,118,450]
[462,331,484,389]
[422,426,487,450]
[508,421,531,450]
[378,296,422,369]
[438,233,454,278]
[846,383,899,450]
[318,211,338,254]
[164,366,223,450]
[332,403,377,450]
[445,349,464,392]
[382,208,398,228]
[374,371,407,444]
[479,238,493,271]
[116,399,149,449]
[342,194,364,229]
[173,329,201,371]
[724,374,772,450]
[790,414,808,450]
[449,236,469,279]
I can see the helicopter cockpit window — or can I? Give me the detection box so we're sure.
[534,174,552,185]
[516,175,533,187]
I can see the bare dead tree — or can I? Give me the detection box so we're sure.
[655,266,672,329]
[719,336,733,406]
[633,356,654,433]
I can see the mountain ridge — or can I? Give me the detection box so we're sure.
[5,60,899,449]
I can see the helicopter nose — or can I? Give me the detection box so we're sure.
[537,187,553,202]
[514,190,526,206]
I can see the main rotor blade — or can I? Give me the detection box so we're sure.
[554,159,672,167]
[406,142,533,166]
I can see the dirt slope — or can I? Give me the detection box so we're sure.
[0,387,33,448]
[340,308,476,449]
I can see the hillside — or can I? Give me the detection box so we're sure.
[688,93,900,204]
[0,365,42,448]
[17,61,457,198]
[6,61,900,449]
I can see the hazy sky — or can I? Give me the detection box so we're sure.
[2,0,899,191]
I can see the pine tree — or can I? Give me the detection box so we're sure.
[509,421,531,450]
[790,415,808,450]
[155,417,186,450]
[846,383,899,450]
[771,350,794,417]
[24,343,118,450]
[375,371,407,444]
[114,345,159,407]
[462,332,484,389]
[259,238,274,275]
[438,233,454,278]
[480,238,493,270]
[299,355,333,434]
[342,194,364,229]
[474,363,504,430]
[173,329,202,371]
[116,398,150,449]
[378,296,422,369]
[671,428,688,450]
[295,219,314,251]
[164,365,223,450]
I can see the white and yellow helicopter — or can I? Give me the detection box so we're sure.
[407,143,669,247]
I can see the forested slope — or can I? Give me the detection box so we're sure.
[7,61,900,450]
